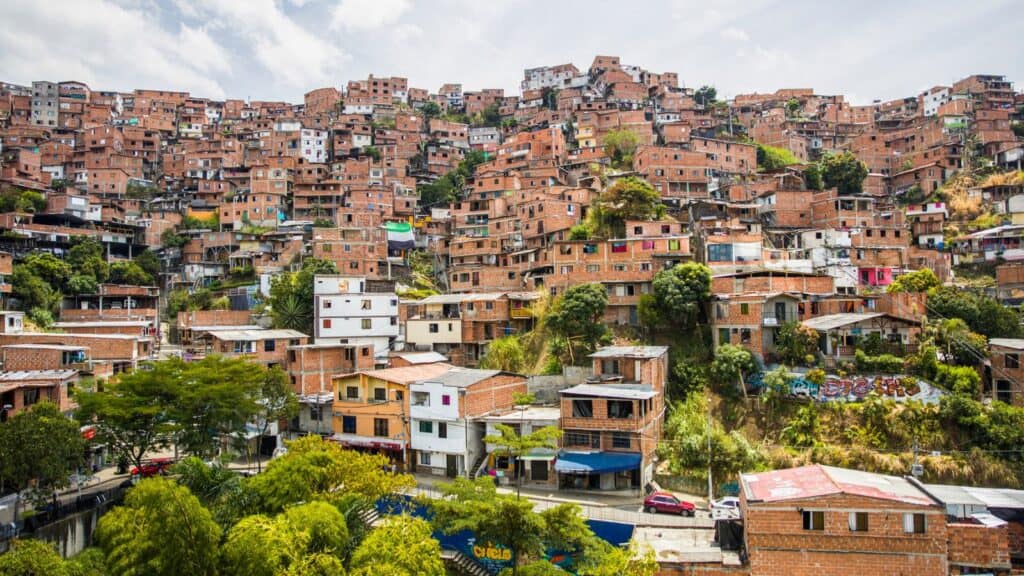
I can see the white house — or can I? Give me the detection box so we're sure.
[313,275,400,359]
[480,405,560,485]
[300,128,328,163]
[409,368,526,478]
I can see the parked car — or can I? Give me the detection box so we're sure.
[710,496,741,511]
[643,492,695,516]
[130,457,175,478]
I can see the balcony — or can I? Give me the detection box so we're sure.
[510,307,534,319]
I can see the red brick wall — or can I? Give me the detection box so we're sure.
[947,523,1010,571]
[462,374,527,417]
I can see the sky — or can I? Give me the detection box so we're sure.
[1,0,1021,105]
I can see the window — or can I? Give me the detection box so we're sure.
[612,432,631,449]
[309,404,323,421]
[395,390,403,402]
[442,394,451,406]
[342,416,356,434]
[22,388,40,407]
[323,299,332,308]
[429,323,439,333]
[849,512,868,532]
[572,399,593,418]
[419,452,432,466]
[412,391,430,406]
[373,388,386,402]
[264,339,276,352]
[346,386,359,399]
[373,418,389,437]
[438,422,448,438]
[1006,354,1019,369]
[904,513,926,534]
[361,318,372,330]
[740,303,749,315]
[802,510,824,531]
[419,420,433,433]
[323,319,332,329]
[565,431,592,446]
[607,400,634,419]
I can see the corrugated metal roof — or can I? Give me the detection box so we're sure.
[590,346,668,359]
[391,351,448,364]
[202,329,308,341]
[417,293,507,304]
[0,344,87,351]
[337,363,453,385]
[0,369,78,381]
[742,464,936,506]
[559,383,656,400]
[415,367,503,388]
[989,338,1024,351]
[801,313,886,331]
[53,321,152,328]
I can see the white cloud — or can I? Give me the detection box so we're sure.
[185,0,350,91]
[720,27,749,42]
[330,0,412,31]
[0,0,228,97]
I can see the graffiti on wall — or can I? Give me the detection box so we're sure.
[750,372,945,404]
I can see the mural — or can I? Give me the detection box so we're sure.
[750,372,945,404]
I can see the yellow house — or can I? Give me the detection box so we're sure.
[332,363,452,468]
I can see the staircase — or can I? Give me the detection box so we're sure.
[441,550,490,576]
[356,505,380,528]
[468,453,488,479]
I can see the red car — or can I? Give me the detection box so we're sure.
[130,457,175,478]
[644,492,695,516]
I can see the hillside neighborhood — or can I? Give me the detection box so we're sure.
[1,52,1024,575]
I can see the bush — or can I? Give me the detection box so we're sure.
[854,349,904,374]
[933,364,981,396]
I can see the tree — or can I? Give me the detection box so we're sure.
[660,394,763,487]
[0,402,85,518]
[759,366,792,425]
[710,344,755,398]
[250,366,299,472]
[268,258,338,335]
[248,435,414,514]
[12,266,62,318]
[67,274,100,295]
[545,283,608,364]
[109,261,153,286]
[430,477,547,573]
[694,85,717,107]
[169,356,264,459]
[363,145,382,161]
[887,268,940,293]
[75,364,178,473]
[821,151,868,194]
[593,176,664,237]
[350,516,446,576]
[161,229,188,248]
[96,478,221,576]
[19,252,72,287]
[0,539,71,576]
[419,101,442,120]
[785,97,801,118]
[775,321,820,365]
[804,162,824,190]
[928,286,1023,339]
[68,238,110,284]
[479,335,527,373]
[602,129,640,169]
[220,501,349,576]
[931,318,988,366]
[484,410,561,496]
[756,144,799,171]
[670,359,709,401]
[650,262,711,329]
[134,249,162,282]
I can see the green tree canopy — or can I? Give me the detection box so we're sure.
[602,129,641,169]
[0,402,85,517]
[268,258,339,335]
[247,434,414,514]
[928,286,1023,338]
[649,262,711,329]
[545,283,609,364]
[803,162,823,190]
[69,238,110,284]
[593,176,664,237]
[479,335,527,373]
[756,144,799,171]
[775,321,820,365]
[887,268,940,293]
[350,516,446,576]
[711,344,756,397]
[821,150,868,194]
[694,85,717,107]
[96,477,221,576]
[109,261,153,286]
[0,538,72,576]
[659,394,764,484]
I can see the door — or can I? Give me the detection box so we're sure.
[775,302,787,322]
[446,454,458,478]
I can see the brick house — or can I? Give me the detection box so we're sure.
[556,346,667,491]
[286,342,374,436]
[0,369,80,419]
[196,328,308,368]
[802,312,922,364]
[332,362,453,468]
[987,339,1024,405]
[741,465,949,576]
[404,293,512,366]
[409,368,527,477]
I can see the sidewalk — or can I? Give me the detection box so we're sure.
[412,472,645,508]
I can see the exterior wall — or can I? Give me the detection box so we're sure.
[946,522,1011,572]
[286,344,374,396]
[331,373,409,464]
[406,319,463,346]
[409,381,467,472]
[743,492,948,576]
[989,345,1024,405]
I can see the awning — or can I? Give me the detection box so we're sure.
[554,451,641,474]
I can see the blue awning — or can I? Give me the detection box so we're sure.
[554,451,641,474]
